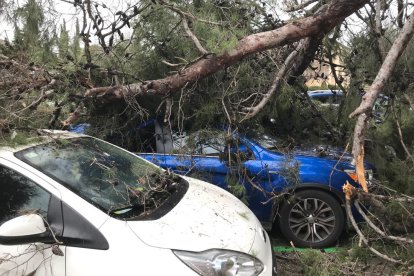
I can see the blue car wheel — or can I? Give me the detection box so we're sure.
[279,190,345,248]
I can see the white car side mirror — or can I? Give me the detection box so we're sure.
[0,214,49,245]
[0,214,46,236]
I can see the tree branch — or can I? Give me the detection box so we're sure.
[349,10,414,170]
[241,39,304,120]
[393,107,414,163]
[345,195,402,263]
[181,16,209,55]
[84,0,370,101]
[283,0,319,12]
[354,199,414,245]
[397,0,404,28]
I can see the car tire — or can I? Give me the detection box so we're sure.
[279,189,345,248]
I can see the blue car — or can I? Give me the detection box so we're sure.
[307,90,344,107]
[139,130,374,248]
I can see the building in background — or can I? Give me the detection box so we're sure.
[304,45,350,88]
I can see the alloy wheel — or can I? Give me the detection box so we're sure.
[288,198,336,243]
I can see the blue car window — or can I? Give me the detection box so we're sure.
[223,139,254,162]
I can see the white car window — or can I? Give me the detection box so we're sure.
[0,165,50,225]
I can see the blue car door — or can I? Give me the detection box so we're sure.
[192,155,229,189]
[206,138,275,223]
[236,138,299,224]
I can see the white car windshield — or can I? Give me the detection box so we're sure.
[15,137,184,218]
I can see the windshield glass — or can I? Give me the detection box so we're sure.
[15,137,184,218]
[250,133,279,150]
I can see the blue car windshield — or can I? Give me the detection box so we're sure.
[15,137,180,216]
[251,134,279,150]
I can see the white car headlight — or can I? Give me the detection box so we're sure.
[173,249,264,276]
[365,169,373,182]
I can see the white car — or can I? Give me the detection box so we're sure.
[0,130,275,276]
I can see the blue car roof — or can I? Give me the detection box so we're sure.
[307,90,344,98]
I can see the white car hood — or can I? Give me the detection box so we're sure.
[127,177,262,253]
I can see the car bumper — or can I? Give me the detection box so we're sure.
[257,230,277,276]
[271,245,278,275]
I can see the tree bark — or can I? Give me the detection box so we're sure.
[84,0,369,101]
[374,0,387,61]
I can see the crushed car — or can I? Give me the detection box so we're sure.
[139,129,375,248]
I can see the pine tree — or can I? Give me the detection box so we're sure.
[13,23,24,50]
[71,18,81,61]
[12,0,56,63]
[58,19,69,59]
[18,0,44,50]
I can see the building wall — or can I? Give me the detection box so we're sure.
[304,55,350,88]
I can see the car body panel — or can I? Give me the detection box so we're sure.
[127,177,260,252]
[65,220,197,276]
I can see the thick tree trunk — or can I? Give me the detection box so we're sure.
[84,0,369,101]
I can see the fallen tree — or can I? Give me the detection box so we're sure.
[81,0,369,101]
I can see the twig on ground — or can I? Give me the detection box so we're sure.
[354,199,414,244]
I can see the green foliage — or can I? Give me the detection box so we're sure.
[348,246,371,262]
[299,250,341,276]
[58,20,69,58]
[256,84,340,145]
[226,173,247,203]
[15,0,44,49]
[386,199,414,231]
[10,0,57,64]
[13,23,24,48]
[1,0,110,132]
[0,131,45,147]
[71,18,81,61]
[198,23,246,54]
[368,140,414,194]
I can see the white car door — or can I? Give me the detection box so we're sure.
[0,161,65,276]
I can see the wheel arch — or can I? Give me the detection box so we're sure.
[293,184,346,206]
